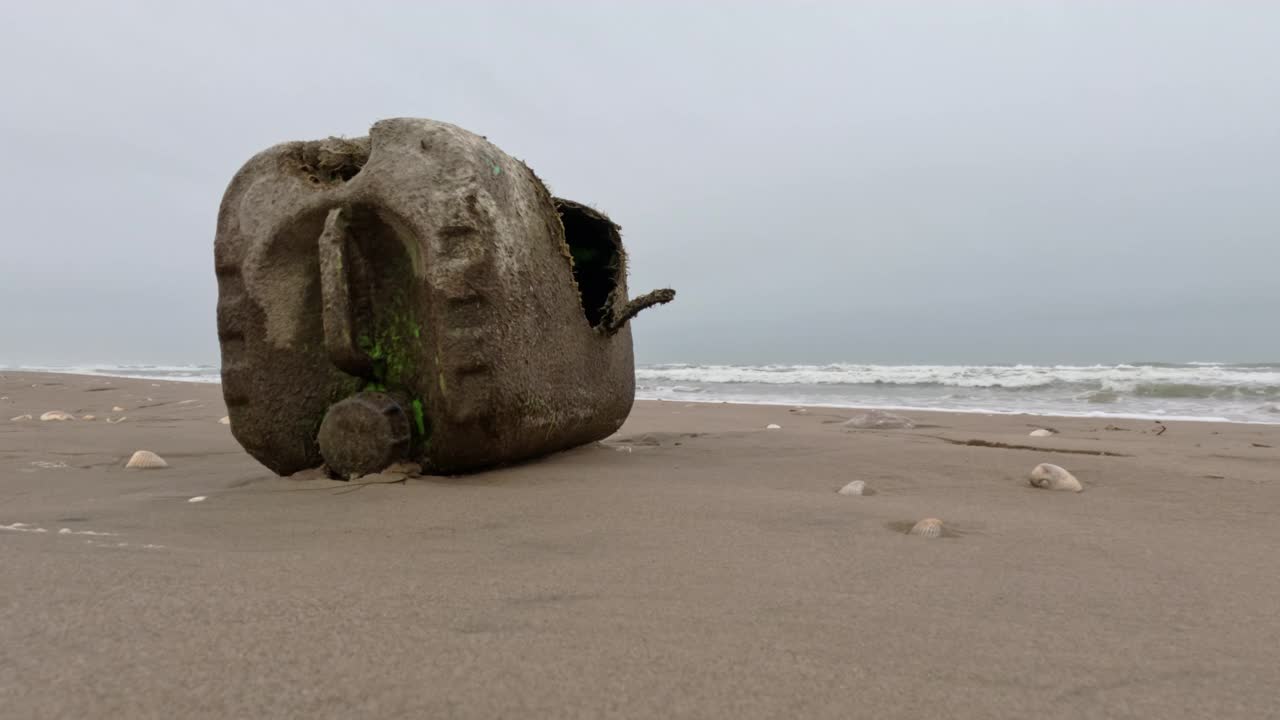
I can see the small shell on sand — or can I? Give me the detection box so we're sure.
[766,423,782,430]
[838,480,866,496]
[1029,463,1083,492]
[1029,428,1054,437]
[10,414,33,422]
[106,417,127,424]
[40,411,76,421]
[218,416,231,425]
[111,406,125,412]
[909,518,944,538]
[125,450,168,469]
[188,496,207,503]
[81,414,96,421]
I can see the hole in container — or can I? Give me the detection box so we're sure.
[556,199,622,328]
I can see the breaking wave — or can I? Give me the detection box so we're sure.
[636,362,1280,424]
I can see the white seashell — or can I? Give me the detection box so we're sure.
[218,416,231,425]
[843,411,915,430]
[112,406,125,412]
[766,423,782,430]
[616,446,633,454]
[106,416,127,424]
[1029,429,1054,437]
[838,480,866,496]
[40,411,75,421]
[10,414,32,422]
[81,414,95,421]
[188,496,207,503]
[125,450,168,469]
[1029,463,1082,492]
[909,518,944,538]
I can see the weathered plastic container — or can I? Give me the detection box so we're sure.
[214,118,673,476]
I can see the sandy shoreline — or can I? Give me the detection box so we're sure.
[3,370,1279,718]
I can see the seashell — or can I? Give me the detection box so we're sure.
[1029,463,1082,492]
[106,416,127,424]
[188,496,207,503]
[125,450,168,469]
[766,423,782,430]
[908,518,944,538]
[218,416,231,425]
[81,414,95,421]
[40,411,75,421]
[112,406,125,412]
[1029,429,1054,437]
[843,411,915,430]
[838,480,866,496]
[10,414,32,421]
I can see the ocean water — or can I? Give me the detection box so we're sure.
[6,362,1280,424]
[636,362,1280,424]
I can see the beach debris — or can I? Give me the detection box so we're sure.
[790,407,808,414]
[908,518,944,538]
[106,416,127,424]
[1153,422,1168,436]
[112,406,125,412]
[1205,474,1226,479]
[837,480,866,496]
[188,496,207,503]
[616,446,633,454]
[40,411,75,421]
[216,119,675,478]
[30,461,69,469]
[1029,428,1054,437]
[81,414,95,421]
[843,410,915,430]
[218,416,231,425]
[0,396,8,401]
[1029,463,1083,492]
[766,423,782,430]
[9,414,32,422]
[125,450,168,469]
[1104,424,1130,431]
[1251,442,1272,448]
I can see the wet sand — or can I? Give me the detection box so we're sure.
[3,371,1279,719]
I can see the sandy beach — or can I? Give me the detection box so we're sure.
[2,370,1279,718]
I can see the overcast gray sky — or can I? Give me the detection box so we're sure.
[1,1,1277,366]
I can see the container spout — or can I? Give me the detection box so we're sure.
[604,288,676,335]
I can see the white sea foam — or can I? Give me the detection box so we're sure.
[636,362,1280,424]
[0,364,220,383]
[6,361,1279,424]
[636,363,1280,390]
